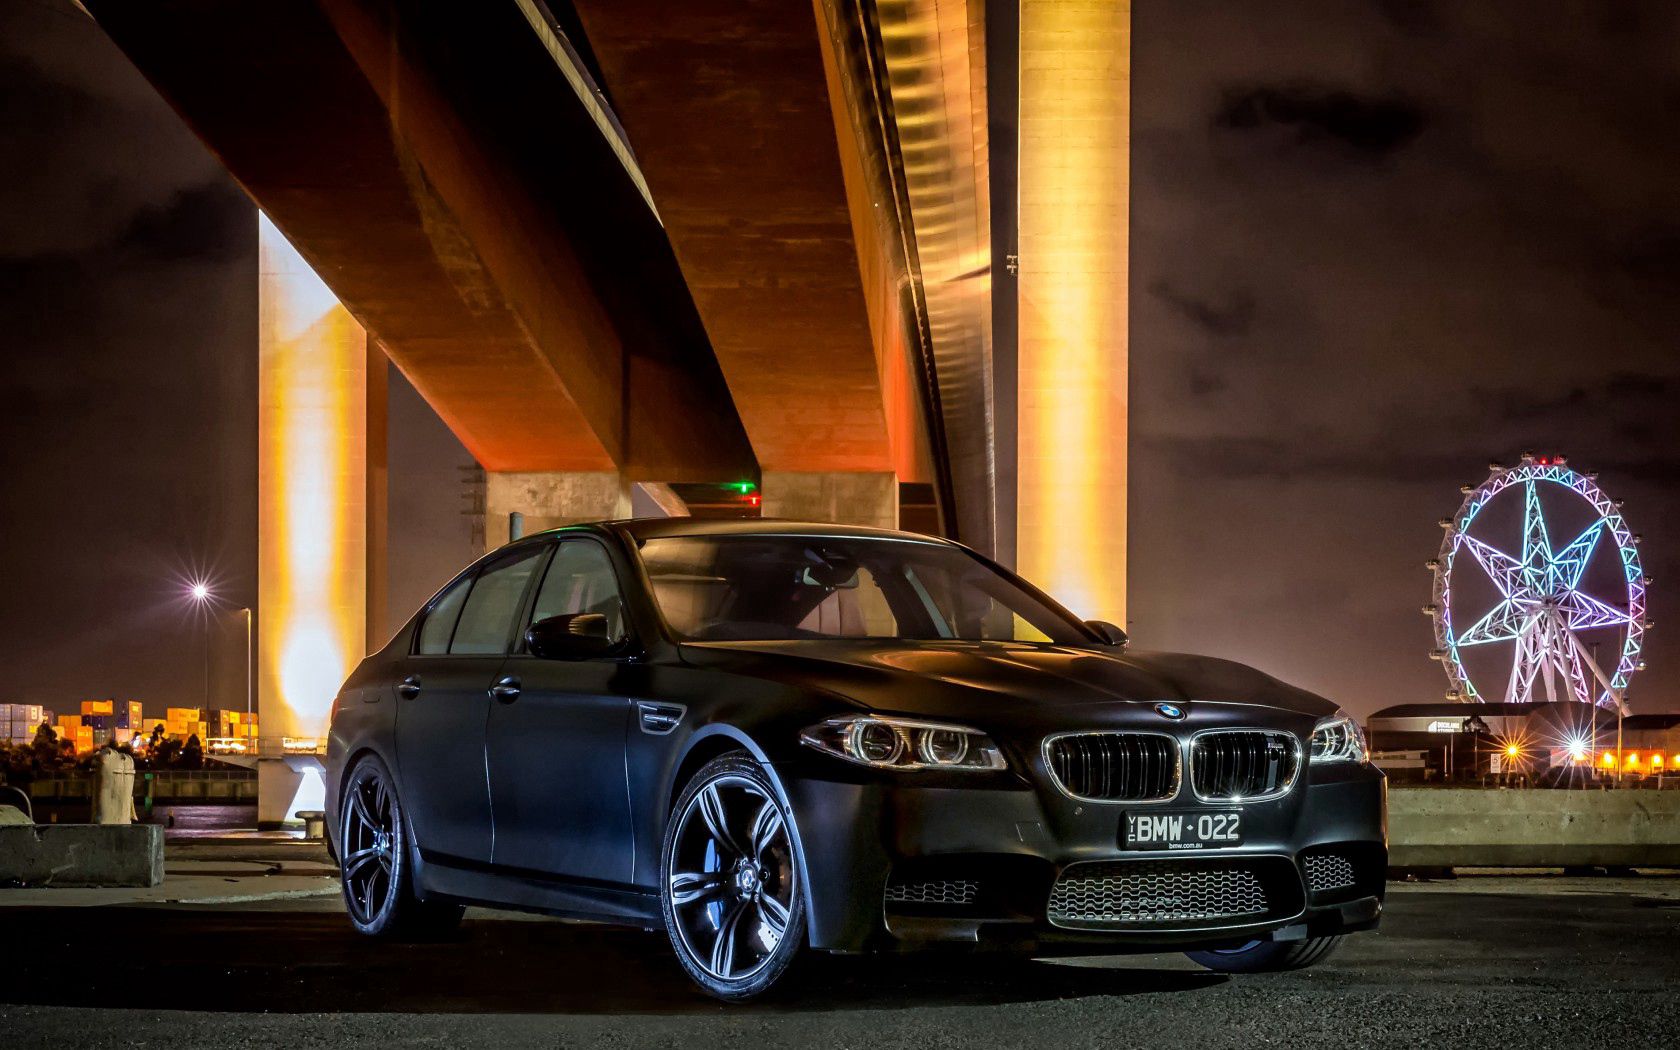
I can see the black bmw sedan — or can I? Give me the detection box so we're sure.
[326,519,1385,1000]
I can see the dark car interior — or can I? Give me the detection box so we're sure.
[637,535,1086,645]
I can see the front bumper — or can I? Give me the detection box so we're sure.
[777,758,1387,954]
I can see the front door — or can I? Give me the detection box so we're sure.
[394,544,547,864]
[486,537,638,886]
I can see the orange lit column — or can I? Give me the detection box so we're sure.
[1015,0,1129,625]
[257,213,381,826]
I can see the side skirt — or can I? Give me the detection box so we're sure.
[415,849,661,928]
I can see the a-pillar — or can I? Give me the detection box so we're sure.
[256,213,386,827]
[760,472,897,530]
[484,472,632,550]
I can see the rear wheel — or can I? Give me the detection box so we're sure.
[339,755,464,939]
[660,753,806,1001]
[1186,935,1343,973]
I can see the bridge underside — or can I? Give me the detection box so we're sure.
[80,0,1131,821]
[86,0,757,482]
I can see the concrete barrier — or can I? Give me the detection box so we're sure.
[1389,786,1680,867]
[0,824,164,887]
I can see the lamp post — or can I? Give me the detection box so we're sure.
[189,582,212,712]
[241,607,253,719]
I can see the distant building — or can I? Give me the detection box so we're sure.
[161,706,259,752]
[55,714,93,754]
[1,703,47,744]
[1368,702,1680,779]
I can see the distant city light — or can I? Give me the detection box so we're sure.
[1602,752,1616,767]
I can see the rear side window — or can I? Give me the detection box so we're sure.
[449,547,547,654]
[416,576,471,655]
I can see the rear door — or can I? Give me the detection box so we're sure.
[394,545,547,865]
[486,537,639,885]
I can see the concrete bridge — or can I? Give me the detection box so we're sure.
[80,0,1133,823]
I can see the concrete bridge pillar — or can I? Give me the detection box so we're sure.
[256,213,385,828]
[484,472,633,550]
[1014,0,1131,626]
[760,472,898,531]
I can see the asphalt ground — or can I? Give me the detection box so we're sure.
[2,876,1677,1049]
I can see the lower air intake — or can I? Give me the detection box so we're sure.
[1303,853,1357,895]
[884,879,980,906]
[1048,860,1270,929]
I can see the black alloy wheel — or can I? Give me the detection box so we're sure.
[339,755,463,939]
[661,753,806,1001]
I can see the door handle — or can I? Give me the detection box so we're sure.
[489,676,522,703]
[396,675,421,700]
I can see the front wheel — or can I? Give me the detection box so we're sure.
[660,753,806,1001]
[1186,934,1343,973]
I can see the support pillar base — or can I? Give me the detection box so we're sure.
[760,472,897,530]
[485,472,630,550]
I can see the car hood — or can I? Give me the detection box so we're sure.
[677,639,1338,727]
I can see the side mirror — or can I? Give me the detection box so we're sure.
[1085,619,1128,647]
[527,613,618,660]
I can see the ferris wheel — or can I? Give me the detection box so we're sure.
[1428,454,1648,711]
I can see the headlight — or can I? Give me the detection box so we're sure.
[1310,711,1368,765]
[800,716,1007,771]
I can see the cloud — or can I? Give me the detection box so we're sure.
[1213,83,1426,159]
[1149,280,1255,337]
[0,4,223,261]
[118,183,253,263]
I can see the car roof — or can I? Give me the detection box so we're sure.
[531,517,958,546]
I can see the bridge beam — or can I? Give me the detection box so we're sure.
[570,0,930,487]
[85,0,757,484]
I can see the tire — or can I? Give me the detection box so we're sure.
[338,754,464,940]
[1186,934,1343,973]
[660,752,807,1001]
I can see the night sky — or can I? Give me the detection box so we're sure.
[3,0,1677,718]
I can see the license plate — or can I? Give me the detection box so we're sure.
[1122,809,1243,851]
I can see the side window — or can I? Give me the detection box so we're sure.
[449,547,548,655]
[528,540,627,643]
[416,575,472,655]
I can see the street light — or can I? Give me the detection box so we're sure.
[183,581,255,732]
[187,580,214,711]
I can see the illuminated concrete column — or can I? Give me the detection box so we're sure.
[1015,0,1129,624]
[257,213,382,826]
[484,472,631,550]
[760,472,898,531]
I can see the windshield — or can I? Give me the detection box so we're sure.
[636,534,1091,644]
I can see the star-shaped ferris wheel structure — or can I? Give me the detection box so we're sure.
[1451,477,1635,707]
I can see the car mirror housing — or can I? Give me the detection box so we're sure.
[526,613,618,660]
[1085,619,1128,646]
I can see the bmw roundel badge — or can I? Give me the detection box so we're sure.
[1154,702,1187,720]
